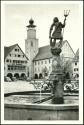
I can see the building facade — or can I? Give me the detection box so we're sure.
[72,49,79,79]
[4,44,29,79]
[25,19,75,79]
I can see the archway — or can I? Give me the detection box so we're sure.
[20,73,26,78]
[76,74,79,78]
[39,73,43,79]
[14,73,19,79]
[7,73,13,79]
[34,74,38,79]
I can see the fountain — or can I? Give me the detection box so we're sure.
[4,10,79,120]
[49,10,70,104]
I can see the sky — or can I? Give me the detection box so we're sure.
[3,1,83,53]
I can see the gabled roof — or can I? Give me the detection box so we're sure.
[4,44,29,60]
[73,49,79,62]
[4,44,17,59]
[33,45,52,61]
[33,40,74,61]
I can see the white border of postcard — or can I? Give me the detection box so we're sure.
[1,1,83,124]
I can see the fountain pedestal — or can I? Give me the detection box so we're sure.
[50,47,64,104]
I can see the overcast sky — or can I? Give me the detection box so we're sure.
[3,1,83,53]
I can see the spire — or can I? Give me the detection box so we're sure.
[26,18,36,28]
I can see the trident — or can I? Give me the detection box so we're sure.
[62,10,70,36]
[64,10,70,19]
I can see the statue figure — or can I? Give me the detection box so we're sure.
[49,17,66,48]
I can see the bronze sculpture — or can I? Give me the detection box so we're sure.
[49,10,70,50]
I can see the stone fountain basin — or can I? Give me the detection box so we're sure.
[4,90,79,104]
[4,91,79,120]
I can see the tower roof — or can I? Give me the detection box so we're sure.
[26,18,36,28]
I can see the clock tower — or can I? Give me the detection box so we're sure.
[25,18,38,78]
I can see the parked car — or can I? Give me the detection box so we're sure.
[4,76,12,82]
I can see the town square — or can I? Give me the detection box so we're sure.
[1,1,83,123]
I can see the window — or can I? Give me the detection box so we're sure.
[35,61,37,65]
[18,55,20,57]
[21,61,23,63]
[6,59,9,62]
[18,49,19,52]
[45,60,47,64]
[49,59,50,63]
[23,55,24,58]
[10,60,11,63]
[41,61,43,64]
[13,60,15,63]
[11,67,13,70]
[74,68,78,71]
[38,61,40,65]
[15,49,17,51]
[15,54,16,57]
[31,41,33,47]
[38,68,40,72]
[8,66,10,70]
[21,61,24,63]
[25,61,27,63]
[74,68,76,71]
[75,62,77,65]
[10,54,11,56]
[18,60,20,63]
[35,68,36,72]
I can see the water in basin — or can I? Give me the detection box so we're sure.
[4,94,79,104]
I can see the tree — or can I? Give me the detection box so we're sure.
[42,66,49,78]
[60,55,73,83]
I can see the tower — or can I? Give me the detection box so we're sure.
[25,18,38,78]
